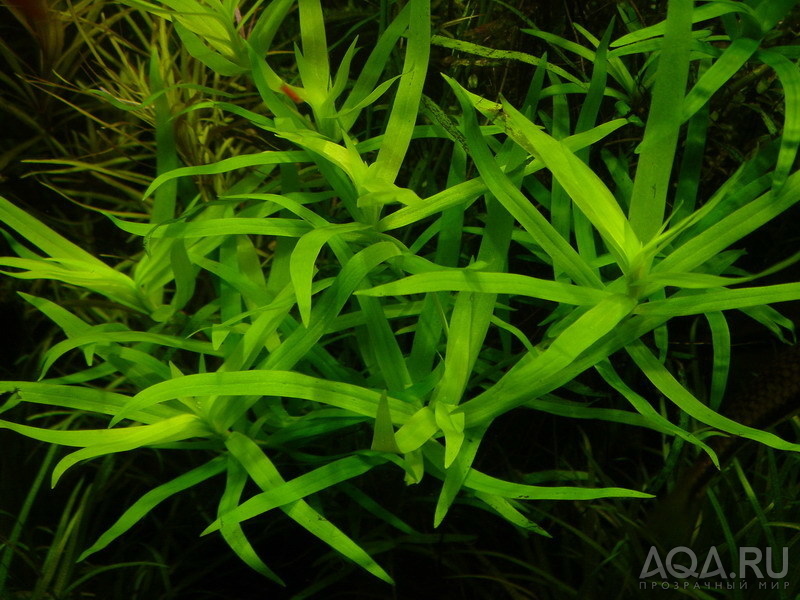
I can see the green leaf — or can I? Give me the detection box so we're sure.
[357,270,610,304]
[225,432,393,583]
[0,380,179,423]
[756,49,800,192]
[204,453,387,534]
[141,151,308,200]
[628,341,800,455]
[217,458,285,584]
[51,414,211,486]
[0,197,109,269]
[611,2,754,48]
[628,0,694,243]
[0,414,211,486]
[681,37,759,123]
[393,405,438,454]
[371,0,430,183]
[173,20,245,76]
[79,457,226,561]
[464,469,653,500]
[291,223,369,326]
[111,370,417,428]
[636,283,800,317]
[459,294,638,425]
[371,392,401,453]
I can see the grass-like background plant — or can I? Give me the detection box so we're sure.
[2,0,800,598]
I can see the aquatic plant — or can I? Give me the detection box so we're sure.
[1,0,799,595]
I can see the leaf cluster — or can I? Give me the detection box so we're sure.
[1,0,799,593]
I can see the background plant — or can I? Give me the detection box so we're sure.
[2,0,800,598]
